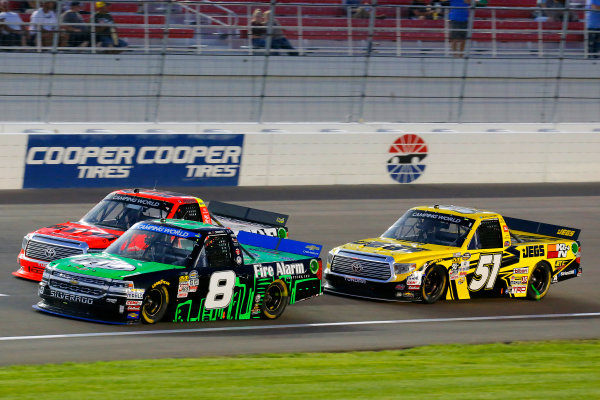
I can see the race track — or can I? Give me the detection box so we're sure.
[0,184,599,366]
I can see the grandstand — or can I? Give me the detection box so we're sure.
[2,0,592,56]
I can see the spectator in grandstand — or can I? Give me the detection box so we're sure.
[250,8,266,48]
[0,0,28,47]
[29,1,64,46]
[351,0,386,19]
[448,0,470,57]
[432,1,450,20]
[94,1,127,48]
[344,0,360,18]
[13,1,35,13]
[344,0,362,13]
[263,10,298,55]
[534,0,578,22]
[409,0,435,20]
[587,0,600,58]
[61,1,89,47]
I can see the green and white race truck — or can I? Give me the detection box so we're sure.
[35,219,323,324]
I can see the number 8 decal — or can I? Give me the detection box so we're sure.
[205,270,236,309]
[468,253,502,291]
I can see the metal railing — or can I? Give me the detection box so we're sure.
[0,1,595,58]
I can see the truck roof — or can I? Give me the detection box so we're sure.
[412,205,499,219]
[139,219,224,235]
[108,189,202,203]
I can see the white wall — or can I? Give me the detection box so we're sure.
[0,123,599,189]
[0,134,28,189]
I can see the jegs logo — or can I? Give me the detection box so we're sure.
[522,244,544,258]
[386,134,428,184]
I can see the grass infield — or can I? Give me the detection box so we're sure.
[1,340,599,399]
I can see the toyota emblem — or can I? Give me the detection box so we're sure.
[44,248,57,259]
[351,262,363,273]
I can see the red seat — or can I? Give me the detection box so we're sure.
[486,0,537,6]
[112,15,165,25]
[81,3,139,13]
[117,28,195,39]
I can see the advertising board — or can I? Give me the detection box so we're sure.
[23,134,243,188]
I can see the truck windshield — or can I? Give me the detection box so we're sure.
[381,210,474,247]
[82,196,171,231]
[106,226,198,266]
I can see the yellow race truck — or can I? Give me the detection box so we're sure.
[324,205,580,303]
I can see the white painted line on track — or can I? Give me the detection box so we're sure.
[1,312,599,342]
[0,294,9,297]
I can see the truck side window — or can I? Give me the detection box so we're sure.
[468,219,503,250]
[204,234,232,268]
[478,219,503,249]
[174,203,202,221]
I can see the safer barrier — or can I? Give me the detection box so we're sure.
[0,123,599,189]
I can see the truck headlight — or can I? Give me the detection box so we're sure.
[326,250,335,272]
[327,251,334,266]
[22,235,32,251]
[108,280,134,295]
[42,266,52,281]
[394,263,416,275]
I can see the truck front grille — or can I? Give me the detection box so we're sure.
[50,280,105,297]
[48,271,109,299]
[331,254,392,281]
[26,240,83,262]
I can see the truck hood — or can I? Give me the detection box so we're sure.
[338,237,459,260]
[35,221,121,249]
[49,253,184,280]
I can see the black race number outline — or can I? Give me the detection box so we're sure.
[468,253,502,291]
[204,270,236,309]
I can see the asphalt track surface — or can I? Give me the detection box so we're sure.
[0,184,599,366]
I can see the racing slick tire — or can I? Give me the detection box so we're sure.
[527,262,551,301]
[260,280,290,320]
[141,284,169,324]
[421,265,448,304]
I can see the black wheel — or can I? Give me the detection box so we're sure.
[527,262,551,300]
[421,265,448,304]
[141,285,169,324]
[260,280,289,320]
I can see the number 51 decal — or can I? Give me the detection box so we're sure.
[468,253,502,291]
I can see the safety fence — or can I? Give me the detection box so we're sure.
[2,1,599,123]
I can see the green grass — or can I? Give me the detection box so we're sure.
[1,340,599,399]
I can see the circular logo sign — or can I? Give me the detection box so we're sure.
[387,134,428,183]
[351,262,363,273]
[310,259,319,274]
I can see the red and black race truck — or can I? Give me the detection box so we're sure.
[14,188,289,282]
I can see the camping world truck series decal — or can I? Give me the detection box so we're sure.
[23,134,244,188]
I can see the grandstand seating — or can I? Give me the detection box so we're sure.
[7,0,586,47]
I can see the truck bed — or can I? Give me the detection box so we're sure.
[242,245,309,264]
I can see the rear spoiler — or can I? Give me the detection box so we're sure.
[236,231,322,258]
[503,216,580,241]
[208,201,288,227]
